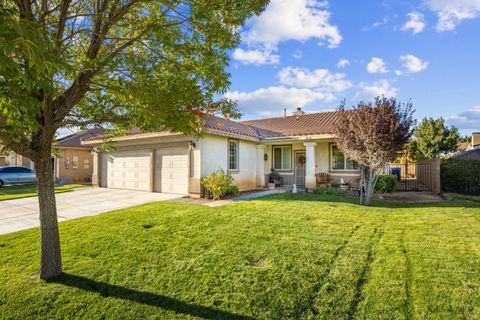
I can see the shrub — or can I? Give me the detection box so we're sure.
[375,175,398,194]
[226,184,239,196]
[441,159,480,195]
[202,169,238,200]
[312,186,342,196]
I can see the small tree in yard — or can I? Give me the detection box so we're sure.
[0,1,268,279]
[334,97,415,205]
[413,118,460,159]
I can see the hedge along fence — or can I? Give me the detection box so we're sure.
[441,159,480,195]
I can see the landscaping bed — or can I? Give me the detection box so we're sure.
[1,193,479,319]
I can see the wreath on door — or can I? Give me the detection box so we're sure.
[298,156,306,165]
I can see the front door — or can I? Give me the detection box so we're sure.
[295,151,306,186]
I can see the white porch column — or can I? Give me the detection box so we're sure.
[303,142,317,189]
[91,148,100,187]
[256,145,266,187]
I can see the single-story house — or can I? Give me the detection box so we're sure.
[0,152,34,168]
[83,108,360,197]
[53,129,104,183]
[1,129,101,183]
[452,132,480,160]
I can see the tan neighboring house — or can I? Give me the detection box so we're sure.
[53,129,104,183]
[0,152,34,168]
[1,130,101,183]
[452,132,480,160]
[82,108,361,197]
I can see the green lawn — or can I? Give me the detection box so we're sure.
[1,194,479,319]
[0,184,89,201]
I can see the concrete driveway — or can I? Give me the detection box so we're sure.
[0,187,183,235]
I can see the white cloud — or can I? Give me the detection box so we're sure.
[425,0,480,31]
[447,106,480,129]
[400,54,429,73]
[355,80,398,101]
[336,58,350,68]
[401,12,427,34]
[395,70,404,76]
[292,50,303,59]
[232,48,280,65]
[278,66,352,91]
[242,0,342,49]
[318,0,330,8]
[225,86,335,116]
[362,17,389,31]
[366,57,388,74]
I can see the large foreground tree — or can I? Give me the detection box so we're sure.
[334,97,415,205]
[0,0,269,279]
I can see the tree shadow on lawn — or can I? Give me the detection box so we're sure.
[49,273,253,320]
[254,193,480,209]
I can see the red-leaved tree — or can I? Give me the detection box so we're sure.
[334,97,415,205]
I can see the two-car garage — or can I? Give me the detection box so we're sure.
[99,148,189,195]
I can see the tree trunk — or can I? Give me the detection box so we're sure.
[35,151,62,279]
[362,167,381,206]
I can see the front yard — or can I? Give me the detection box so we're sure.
[1,194,479,319]
[0,184,88,201]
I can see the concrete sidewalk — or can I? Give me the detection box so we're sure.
[0,187,183,235]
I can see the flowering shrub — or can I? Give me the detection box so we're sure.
[202,169,238,200]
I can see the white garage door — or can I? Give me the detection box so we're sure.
[155,148,189,195]
[101,151,151,191]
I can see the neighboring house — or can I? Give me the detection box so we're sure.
[53,129,104,183]
[83,108,360,197]
[0,152,34,169]
[1,130,99,183]
[451,132,480,160]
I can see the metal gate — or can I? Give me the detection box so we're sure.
[388,160,439,192]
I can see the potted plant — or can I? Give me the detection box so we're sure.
[339,178,349,191]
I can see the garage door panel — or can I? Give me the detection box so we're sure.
[155,148,189,195]
[101,150,151,191]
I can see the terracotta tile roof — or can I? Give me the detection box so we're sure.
[455,142,471,153]
[202,115,281,139]
[78,111,340,143]
[55,128,105,148]
[241,111,339,137]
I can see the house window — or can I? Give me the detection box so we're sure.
[273,146,292,171]
[72,156,79,169]
[83,159,90,169]
[331,145,358,170]
[64,158,70,169]
[228,140,239,171]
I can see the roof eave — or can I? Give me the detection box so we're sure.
[202,128,260,142]
[81,131,183,145]
[260,133,336,142]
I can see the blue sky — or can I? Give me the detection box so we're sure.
[226,0,480,135]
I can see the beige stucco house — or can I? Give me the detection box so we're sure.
[53,129,103,183]
[83,109,360,197]
[453,132,480,160]
[0,152,34,168]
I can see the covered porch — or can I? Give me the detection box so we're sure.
[254,137,361,190]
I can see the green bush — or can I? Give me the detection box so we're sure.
[202,169,238,200]
[312,186,342,196]
[226,184,239,196]
[375,175,398,194]
[441,159,480,195]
